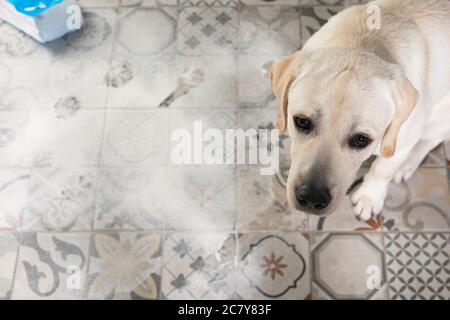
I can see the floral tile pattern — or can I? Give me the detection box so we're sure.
[235,232,311,299]
[0,233,18,299]
[311,233,388,299]
[161,232,236,299]
[385,233,450,300]
[12,233,90,299]
[0,0,449,301]
[23,168,97,231]
[88,232,162,299]
[382,169,450,232]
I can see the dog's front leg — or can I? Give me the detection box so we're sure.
[350,147,414,221]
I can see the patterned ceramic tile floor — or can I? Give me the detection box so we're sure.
[0,0,449,300]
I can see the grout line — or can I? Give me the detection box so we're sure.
[8,238,22,300]
[90,5,122,232]
[82,232,93,299]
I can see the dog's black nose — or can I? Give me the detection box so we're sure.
[296,184,331,213]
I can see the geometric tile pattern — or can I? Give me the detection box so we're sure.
[385,233,450,300]
[161,233,236,299]
[177,7,238,56]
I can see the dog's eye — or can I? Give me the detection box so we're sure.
[349,134,372,149]
[294,116,313,133]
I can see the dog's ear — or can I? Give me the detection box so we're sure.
[269,54,303,133]
[380,76,419,157]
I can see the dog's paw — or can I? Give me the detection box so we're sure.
[350,179,387,221]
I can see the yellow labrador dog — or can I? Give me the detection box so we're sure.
[270,0,450,221]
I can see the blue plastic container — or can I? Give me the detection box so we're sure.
[7,0,64,16]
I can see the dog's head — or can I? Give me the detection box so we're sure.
[270,49,418,216]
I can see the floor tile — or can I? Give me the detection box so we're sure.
[238,55,277,109]
[169,107,237,163]
[237,166,309,231]
[385,233,450,300]
[47,8,118,110]
[0,109,105,167]
[420,145,446,167]
[0,21,46,59]
[165,165,236,230]
[0,55,49,110]
[0,170,30,231]
[241,0,300,5]
[108,7,177,109]
[180,0,239,5]
[94,167,167,230]
[235,232,310,299]
[87,232,162,299]
[300,0,359,6]
[236,108,290,171]
[236,109,304,231]
[22,168,97,231]
[171,55,238,108]
[12,232,90,299]
[382,169,450,232]
[239,6,301,56]
[311,233,387,299]
[79,0,120,7]
[100,110,170,166]
[300,6,344,45]
[116,8,177,57]
[444,141,450,166]
[0,233,19,299]
[0,9,116,111]
[177,6,238,56]
[139,0,179,6]
[57,9,117,58]
[161,232,236,299]
[107,53,176,109]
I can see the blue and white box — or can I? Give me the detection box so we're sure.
[0,0,83,43]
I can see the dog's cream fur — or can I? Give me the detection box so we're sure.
[270,0,450,220]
